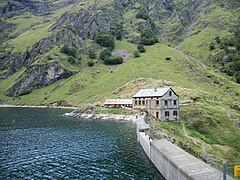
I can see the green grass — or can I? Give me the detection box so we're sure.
[11,22,53,52]
[179,27,229,61]
[7,13,44,36]
[97,107,134,115]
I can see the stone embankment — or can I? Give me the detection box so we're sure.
[63,112,138,122]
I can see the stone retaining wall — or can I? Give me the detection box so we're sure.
[136,117,234,180]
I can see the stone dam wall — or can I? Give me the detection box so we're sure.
[136,117,234,180]
[63,112,234,180]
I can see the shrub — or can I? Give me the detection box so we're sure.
[60,45,77,57]
[137,44,146,53]
[209,44,215,50]
[99,49,112,60]
[68,56,76,64]
[19,89,32,96]
[115,30,122,40]
[104,56,123,65]
[60,45,69,54]
[140,29,158,45]
[88,51,97,59]
[96,33,115,49]
[88,60,95,67]
[133,50,140,58]
[136,9,150,20]
[165,57,171,60]
[68,47,77,57]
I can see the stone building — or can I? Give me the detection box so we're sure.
[132,87,179,121]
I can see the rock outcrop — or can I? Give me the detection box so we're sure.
[6,62,75,97]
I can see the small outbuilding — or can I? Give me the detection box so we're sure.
[104,99,133,108]
[132,87,179,121]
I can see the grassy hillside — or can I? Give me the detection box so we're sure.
[1,40,239,168]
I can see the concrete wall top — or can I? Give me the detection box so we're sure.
[151,140,234,180]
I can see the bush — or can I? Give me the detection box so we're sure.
[87,60,94,67]
[104,56,123,65]
[68,47,77,57]
[96,33,115,49]
[165,57,171,60]
[68,56,76,64]
[137,44,145,53]
[60,45,77,57]
[115,30,122,40]
[133,50,140,58]
[209,44,215,50]
[140,29,158,45]
[136,10,150,20]
[60,45,69,54]
[88,51,97,59]
[99,49,112,60]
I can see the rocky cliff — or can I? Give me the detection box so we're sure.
[6,62,75,97]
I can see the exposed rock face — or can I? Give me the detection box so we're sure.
[6,62,75,97]
[0,0,77,16]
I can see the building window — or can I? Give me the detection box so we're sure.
[169,91,172,96]
[156,100,159,105]
[165,111,169,117]
[165,100,168,106]
[139,101,141,105]
[135,101,137,105]
[174,100,177,105]
[142,101,145,105]
[173,111,178,116]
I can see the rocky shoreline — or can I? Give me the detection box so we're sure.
[63,112,139,123]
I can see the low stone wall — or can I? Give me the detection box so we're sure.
[136,117,234,180]
[138,132,151,159]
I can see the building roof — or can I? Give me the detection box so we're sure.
[132,87,174,98]
[104,99,132,105]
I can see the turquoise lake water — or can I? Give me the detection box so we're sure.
[0,107,164,179]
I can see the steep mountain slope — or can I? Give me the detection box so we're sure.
[0,0,240,170]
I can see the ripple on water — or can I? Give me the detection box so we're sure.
[0,108,164,179]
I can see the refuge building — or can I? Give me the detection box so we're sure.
[132,87,179,121]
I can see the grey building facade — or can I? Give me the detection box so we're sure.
[133,87,180,121]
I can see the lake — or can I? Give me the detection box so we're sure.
[0,107,164,179]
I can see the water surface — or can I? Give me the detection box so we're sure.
[0,107,164,179]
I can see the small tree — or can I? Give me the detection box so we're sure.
[60,45,69,54]
[88,60,95,67]
[68,47,77,57]
[209,44,215,50]
[96,33,115,49]
[88,51,97,59]
[165,57,171,61]
[104,56,123,65]
[99,49,112,60]
[115,30,122,40]
[137,44,146,53]
[60,45,77,57]
[133,50,140,58]
[68,56,76,64]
